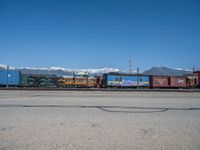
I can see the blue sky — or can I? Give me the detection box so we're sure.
[0,0,200,71]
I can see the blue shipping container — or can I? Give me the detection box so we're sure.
[107,74,149,87]
[0,70,20,86]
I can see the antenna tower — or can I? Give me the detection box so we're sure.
[128,54,133,73]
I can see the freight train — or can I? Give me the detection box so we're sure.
[99,73,199,88]
[0,70,199,88]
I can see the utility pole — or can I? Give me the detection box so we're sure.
[137,67,139,74]
[137,67,139,89]
[6,65,9,88]
[128,54,133,73]
[73,71,76,84]
[193,67,195,73]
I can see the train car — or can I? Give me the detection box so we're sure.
[0,69,20,87]
[20,74,58,87]
[170,76,187,88]
[57,76,97,88]
[150,76,170,88]
[150,76,188,88]
[102,73,150,88]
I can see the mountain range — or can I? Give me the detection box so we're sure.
[0,64,193,76]
[143,67,192,76]
[0,64,120,76]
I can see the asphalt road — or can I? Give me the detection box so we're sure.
[0,90,200,150]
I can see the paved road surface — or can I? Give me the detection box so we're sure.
[0,90,200,150]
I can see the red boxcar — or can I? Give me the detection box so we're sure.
[170,77,187,88]
[150,76,170,88]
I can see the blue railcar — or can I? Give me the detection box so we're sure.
[103,73,150,87]
[0,70,20,86]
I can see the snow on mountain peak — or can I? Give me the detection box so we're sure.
[20,67,49,70]
[175,68,192,72]
[0,64,15,69]
[48,66,66,71]
[76,67,120,74]
[18,66,121,74]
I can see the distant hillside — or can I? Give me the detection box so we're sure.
[0,66,5,70]
[0,64,15,70]
[19,69,73,76]
[19,67,120,76]
[143,67,192,76]
[0,64,194,76]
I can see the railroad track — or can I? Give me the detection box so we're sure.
[0,87,200,92]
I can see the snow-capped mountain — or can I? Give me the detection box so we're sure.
[0,64,195,76]
[19,66,67,71]
[143,66,192,76]
[175,68,192,72]
[1,64,121,76]
[73,68,120,74]
[18,66,121,76]
[0,64,15,70]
